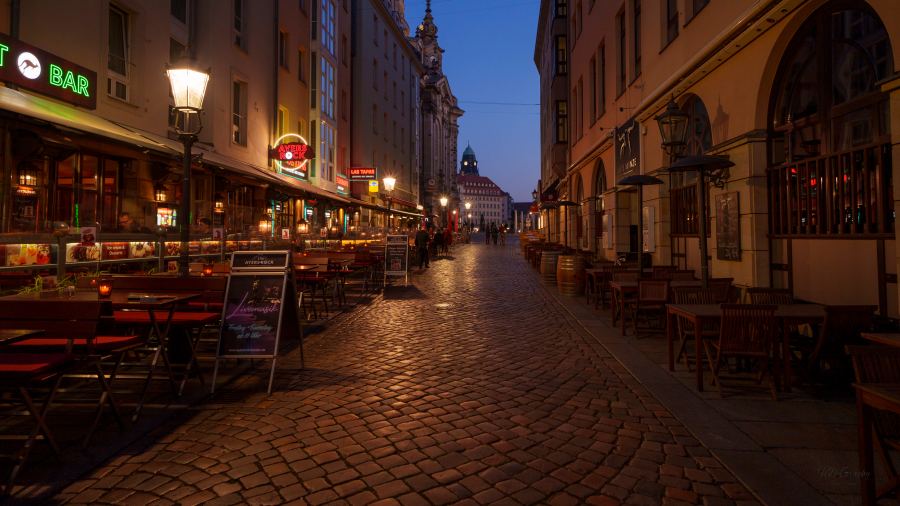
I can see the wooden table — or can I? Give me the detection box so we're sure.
[0,329,44,345]
[610,280,701,334]
[861,332,900,348]
[665,303,826,392]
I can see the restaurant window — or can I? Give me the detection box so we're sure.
[670,95,711,236]
[298,49,306,82]
[232,80,248,146]
[767,4,893,237]
[555,100,568,144]
[52,154,76,226]
[616,10,626,96]
[233,0,245,49]
[79,155,99,228]
[665,0,678,45]
[555,35,567,76]
[107,4,130,101]
[102,159,121,230]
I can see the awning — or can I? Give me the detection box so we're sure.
[267,171,350,204]
[0,86,177,155]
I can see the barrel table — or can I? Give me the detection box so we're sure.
[540,250,561,283]
[557,254,585,295]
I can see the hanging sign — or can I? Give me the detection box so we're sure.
[348,167,377,181]
[0,33,97,109]
[615,117,641,178]
[335,174,349,194]
[270,133,314,180]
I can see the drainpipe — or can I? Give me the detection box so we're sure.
[273,0,279,156]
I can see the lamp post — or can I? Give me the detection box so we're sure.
[464,201,471,230]
[166,61,209,277]
[439,196,448,228]
[617,174,664,272]
[382,176,396,232]
[655,98,689,268]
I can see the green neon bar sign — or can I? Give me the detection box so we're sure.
[0,34,97,109]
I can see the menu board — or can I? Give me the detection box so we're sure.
[5,244,51,266]
[218,273,286,357]
[716,192,741,261]
[231,251,290,270]
[102,242,129,260]
[384,235,409,277]
[66,243,100,263]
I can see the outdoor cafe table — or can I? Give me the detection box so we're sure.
[1,291,200,420]
[861,332,900,348]
[610,279,702,332]
[665,303,826,392]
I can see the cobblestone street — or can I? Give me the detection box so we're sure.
[56,241,758,505]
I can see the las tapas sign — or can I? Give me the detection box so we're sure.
[347,167,377,181]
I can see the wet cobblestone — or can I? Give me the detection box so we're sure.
[55,242,758,505]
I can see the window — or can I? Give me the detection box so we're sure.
[665,0,678,45]
[171,0,187,23]
[277,106,288,138]
[233,0,245,49]
[319,122,335,181]
[767,5,893,237]
[555,0,567,18]
[232,80,247,145]
[320,56,335,118]
[298,49,306,82]
[692,0,709,17]
[107,5,129,101]
[632,0,641,80]
[555,100,568,144]
[616,10,626,95]
[321,0,335,56]
[555,35,567,76]
[278,32,289,69]
[589,56,597,123]
[598,43,606,117]
[169,38,186,63]
[310,51,318,108]
[670,95,711,235]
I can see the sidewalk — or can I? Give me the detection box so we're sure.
[535,251,867,506]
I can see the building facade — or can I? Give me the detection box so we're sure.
[412,1,463,227]
[350,0,423,226]
[537,0,900,315]
[534,0,569,244]
[456,145,512,230]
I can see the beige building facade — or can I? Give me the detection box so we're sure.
[538,0,900,316]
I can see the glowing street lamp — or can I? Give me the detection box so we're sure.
[166,60,209,277]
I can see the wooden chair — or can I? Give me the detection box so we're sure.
[629,280,670,338]
[670,270,697,281]
[708,278,736,303]
[651,266,677,280]
[672,286,719,371]
[748,287,794,305]
[804,305,876,384]
[704,304,779,399]
[846,345,900,502]
[294,256,334,319]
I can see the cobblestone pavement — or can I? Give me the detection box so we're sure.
[56,241,760,505]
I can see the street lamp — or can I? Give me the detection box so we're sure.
[656,98,689,267]
[166,60,209,277]
[382,176,396,232]
[439,196,448,227]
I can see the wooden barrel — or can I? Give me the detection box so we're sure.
[556,255,585,296]
[540,250,561,282]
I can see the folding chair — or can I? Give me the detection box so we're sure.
[628,280,669,338]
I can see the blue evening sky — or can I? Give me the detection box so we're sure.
[404,0,541,203]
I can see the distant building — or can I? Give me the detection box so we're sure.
[456,145,511,229]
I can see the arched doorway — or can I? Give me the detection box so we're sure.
[670,94,712,270]
[766,1,894,312]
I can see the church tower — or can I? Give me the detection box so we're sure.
[460,143,479,176]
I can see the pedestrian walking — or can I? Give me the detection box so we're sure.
[491,223,499,245]
[434,227,444,257]
[443,227,453,255]
[415,225,431,269]
[499,224,507,246]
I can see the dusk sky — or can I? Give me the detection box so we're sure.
[404,0,541,203]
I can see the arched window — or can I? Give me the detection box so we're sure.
[670,94,712,235]
[768,2,893,236]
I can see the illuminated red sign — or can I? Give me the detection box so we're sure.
[336,175,349,194]
[347,167,377,181]
[269,142,315,162]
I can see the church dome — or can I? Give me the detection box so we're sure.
[463,144,475,157]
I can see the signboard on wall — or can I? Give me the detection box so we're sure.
[348,167,377,181]
[0,33,97,109]
[716,192,741,260]
[270,134,314,180]
[615,117,640,178]
[335,174,349,194]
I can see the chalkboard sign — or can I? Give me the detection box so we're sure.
[231,251,290,270]
[218,273,287,357]
[384,235,409,282]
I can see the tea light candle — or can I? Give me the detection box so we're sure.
[202,264,213,277]
[97,279,112,298]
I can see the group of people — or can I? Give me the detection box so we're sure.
[483,223,508,246]
[413,225,454,269]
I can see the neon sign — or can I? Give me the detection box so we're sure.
[335,174,349,194]
[0,33,96,109]
[348,167,377,181]
[270,133,314,180]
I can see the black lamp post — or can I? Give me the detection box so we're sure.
[382,176,395,233]
[617,174,664,271]
[166,61,209,277]
[656,98,689,269]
